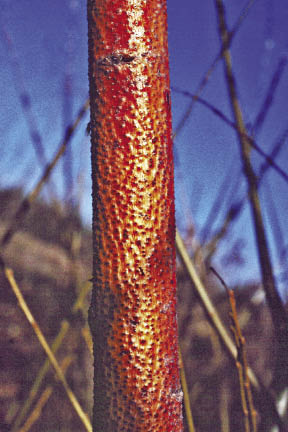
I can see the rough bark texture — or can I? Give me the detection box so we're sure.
[87,0,183,430]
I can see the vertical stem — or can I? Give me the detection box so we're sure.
[87,1,183,430]
[214,0,288,391]
[220,380,230,432]
[179,349,196,432]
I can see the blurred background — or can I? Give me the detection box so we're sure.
[0,0,288,430]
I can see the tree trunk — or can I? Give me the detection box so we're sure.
[87,0,183,430]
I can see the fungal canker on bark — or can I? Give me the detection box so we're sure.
[87,1,183,430]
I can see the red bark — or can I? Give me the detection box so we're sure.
[87,1,183,430]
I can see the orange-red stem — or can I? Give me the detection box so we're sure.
[87,1,183,430]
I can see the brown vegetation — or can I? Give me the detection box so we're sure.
[1,189,286,431]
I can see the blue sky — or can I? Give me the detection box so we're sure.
[1,0,288,292]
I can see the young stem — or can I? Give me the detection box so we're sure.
[87,1,183,430]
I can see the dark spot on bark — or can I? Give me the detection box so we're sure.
[98,54,136,66]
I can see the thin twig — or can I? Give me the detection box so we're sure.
[19,387,53,432]
[198,162,239,245]
[0,98,89,249]
[172,87,288,184]
[202,126,288,263]
[0,25,47,168]
[214,0,288,390]
[203,200,243,264]
[10,320,69,432]
[220,380,230,432]
[4,266,92,432]
[179,348,196,432]
[18,356,74,432]
[11,279,92,431]
[252,57,287,136]
[264,182,286,270]
[259,127,288,179]
[211,267,257,432]
[176,229,284,430]
[81,324,93,355]
[173,0,256,140]
[177,230,244,373]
